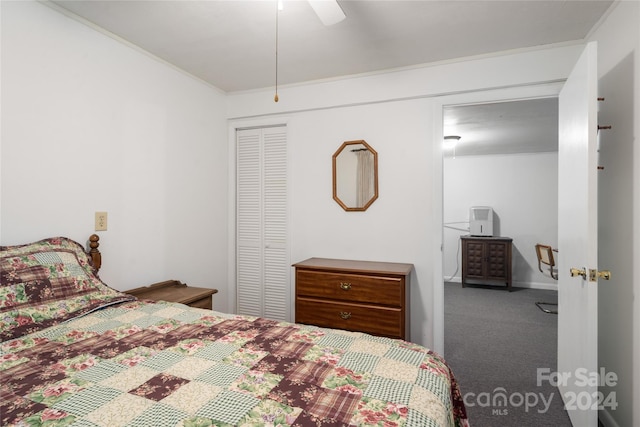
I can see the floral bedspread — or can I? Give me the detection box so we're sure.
[1,300,469,427]
[0,237,134,342]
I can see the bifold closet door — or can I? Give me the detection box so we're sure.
[236,126,289,321]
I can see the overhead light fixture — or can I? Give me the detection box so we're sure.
[443,135,461,148]
[308,0,345,26]
[444,135,461,158]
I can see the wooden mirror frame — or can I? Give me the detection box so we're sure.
[332,140,378,211]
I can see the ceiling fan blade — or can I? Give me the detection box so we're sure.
[308,0,345,26]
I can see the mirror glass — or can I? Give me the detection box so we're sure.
[332,140,378,211]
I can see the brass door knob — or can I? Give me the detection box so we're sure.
[589,269,611,281]
[598,270,611,280]
[571,267,612,281]
[570,267,587,279]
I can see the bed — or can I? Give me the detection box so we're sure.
[1,236,469,427]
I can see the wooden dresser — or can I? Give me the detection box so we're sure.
[126,280,218,309]
[461,236,513,291]
[293,258,413,340]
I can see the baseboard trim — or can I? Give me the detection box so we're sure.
[445,277,557,291]
[513,281,558,291]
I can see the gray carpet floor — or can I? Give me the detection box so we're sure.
[444,282,573,427]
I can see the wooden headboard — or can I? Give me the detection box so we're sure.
[88,234,101,271]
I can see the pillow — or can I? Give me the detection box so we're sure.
[0,236,133,341]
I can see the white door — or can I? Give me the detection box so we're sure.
[236,126,289,321]
[557,41,601,426]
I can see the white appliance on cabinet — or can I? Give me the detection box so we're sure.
[469,206,493,236]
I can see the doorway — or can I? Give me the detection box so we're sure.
[442,98,559,289]
[431,82,565,354]
[437,95,571,426]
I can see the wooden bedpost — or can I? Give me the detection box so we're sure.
[88,234,102,271]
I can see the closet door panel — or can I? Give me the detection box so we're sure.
[236,126,289,320]
[237,129,263,316]
[263,128,288,320]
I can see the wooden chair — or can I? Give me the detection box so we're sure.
[535,243,558,279]
[535,243,558,314]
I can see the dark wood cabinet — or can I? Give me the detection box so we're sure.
[293,258,413,340]
[461,236,513,291]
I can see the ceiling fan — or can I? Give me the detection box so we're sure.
[308,0,346,26]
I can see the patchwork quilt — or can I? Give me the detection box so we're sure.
[1,301,468,426]
[0,237,133,342]
[0,237,469,426]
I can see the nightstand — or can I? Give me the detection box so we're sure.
[126,280,218,309]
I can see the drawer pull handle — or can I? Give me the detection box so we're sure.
[340,282,352,290]
[339,311,351,320]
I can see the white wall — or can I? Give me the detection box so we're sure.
[587,2,639,426]
[228,44,584,347]
[227,44,583,120]
[289,100,436,344]
[443,152,558,289]
[0,1,230,309]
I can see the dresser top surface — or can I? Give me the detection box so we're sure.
[126,280,217,303]
[461,235,512,241]
[293,257,413,275]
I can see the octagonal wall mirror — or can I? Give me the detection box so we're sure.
[332,140,378,211]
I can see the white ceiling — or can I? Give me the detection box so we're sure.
[50,0,613,93]
[444,98,559,157]
[48,0,612,156]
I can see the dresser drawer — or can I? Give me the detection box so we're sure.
[296,298,404,339]
[296,270,403,306]
[187,296,213,310]
[293,258,412,340]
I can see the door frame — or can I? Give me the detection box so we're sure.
[227,116,291,319]
[431,82,565,355]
